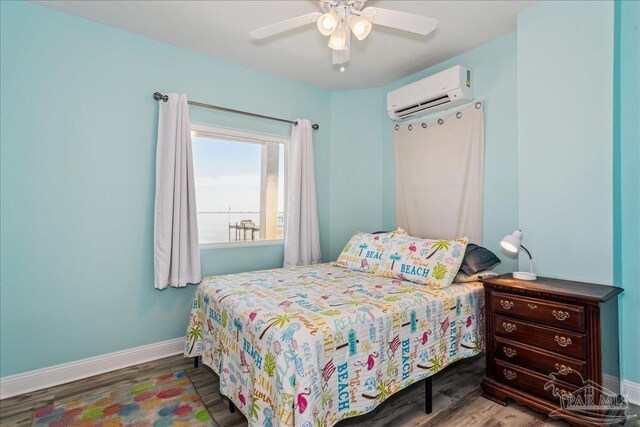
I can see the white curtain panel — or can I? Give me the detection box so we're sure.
[284,119,322,267]
[154,93,201,289]
[394,103,485,244]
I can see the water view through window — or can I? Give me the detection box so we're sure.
[192,131,285,244]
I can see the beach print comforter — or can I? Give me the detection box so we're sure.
[185,264,485,427]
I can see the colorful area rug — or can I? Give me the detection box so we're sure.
[32,371,217,426]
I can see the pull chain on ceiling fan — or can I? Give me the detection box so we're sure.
[250,0,438,72]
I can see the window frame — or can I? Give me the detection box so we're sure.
[190,122,289,249]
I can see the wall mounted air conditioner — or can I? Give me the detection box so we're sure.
[387,65,473,121]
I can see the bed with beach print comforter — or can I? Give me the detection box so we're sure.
[185,263,485,427]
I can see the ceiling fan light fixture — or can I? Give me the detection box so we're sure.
[328,26,347,50]
[249,1,440,69]
[349,15,372,41]
[317,11,340,36]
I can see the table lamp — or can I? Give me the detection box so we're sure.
[500,229,537,280]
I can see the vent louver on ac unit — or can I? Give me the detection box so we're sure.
[393,95,451,119]
[387,65,473,121]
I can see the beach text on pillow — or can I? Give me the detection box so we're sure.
[377,236,468,288]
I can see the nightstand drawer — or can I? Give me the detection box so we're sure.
[496,360,579,404]
[494,314,586,359]
[491,292,585,332]
[494,337,587,384]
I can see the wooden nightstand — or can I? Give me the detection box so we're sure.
[480,275,624,426]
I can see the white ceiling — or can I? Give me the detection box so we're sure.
[32,1,536,91]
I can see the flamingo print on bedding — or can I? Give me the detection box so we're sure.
[185,263,484,427]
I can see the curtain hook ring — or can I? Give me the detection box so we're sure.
[475,102,482,109]
[438,119,444,125]
[421,123,427,128]
[456,112,462,119]
[394,125,400,130]
[408,124,413,131]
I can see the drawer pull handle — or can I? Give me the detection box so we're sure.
[500,300,514,310]
[553,388,571,399]
[555,363,571,372]
[503,369,517,381]
[502,322,517,333]
[527,303,538,309]
[553,310,570,321]
[503,347,517,358]
[555,335,573,347]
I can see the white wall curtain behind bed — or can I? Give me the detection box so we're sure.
[284,119,321,267]
[154,93,201,289]
[394,103,485,244]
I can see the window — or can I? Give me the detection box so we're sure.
[191,124,287,246]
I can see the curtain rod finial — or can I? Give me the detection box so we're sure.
[153,92,168,102]
[295,122,319,130]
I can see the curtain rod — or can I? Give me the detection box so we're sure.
[153,92,319,130]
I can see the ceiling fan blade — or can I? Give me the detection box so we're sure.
[250,12,322,40]
[361,7,438,36]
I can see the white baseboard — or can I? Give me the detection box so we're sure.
[0,337,186,400]
[603,373,620,394]
[624,379,640,405]
[584,375,638,405]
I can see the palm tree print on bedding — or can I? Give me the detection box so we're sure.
[185,263,484,427]
[376,236,468,288]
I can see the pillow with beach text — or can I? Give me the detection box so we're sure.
[376,235,468,288]
[333,229,406,274]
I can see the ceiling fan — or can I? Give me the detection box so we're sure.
[250,0,438,71]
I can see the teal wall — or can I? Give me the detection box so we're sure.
[0,1,331,377]
[615,0,640,384]
[380,33,520,274]
[326,89,387,259]
[516,0,640,387]
[516,1,614,284]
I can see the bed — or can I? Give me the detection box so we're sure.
[184,263,485,427]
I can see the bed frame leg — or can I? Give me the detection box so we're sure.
[425,376,433,414]
[194,357,199,368]
[229,399,236,413]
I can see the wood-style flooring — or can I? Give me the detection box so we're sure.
[1,354,638,426]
